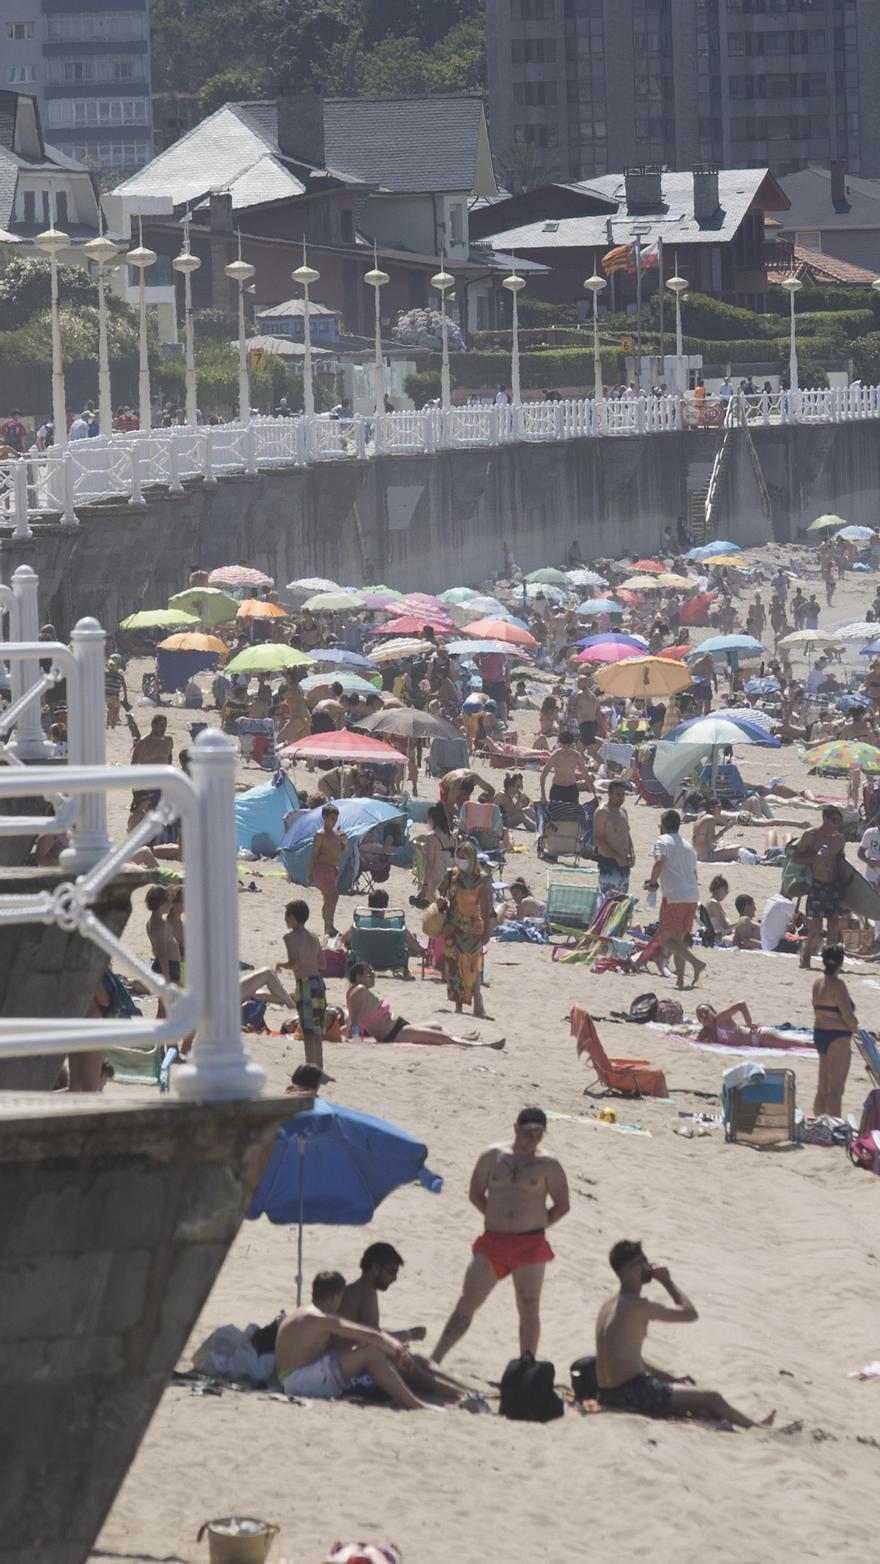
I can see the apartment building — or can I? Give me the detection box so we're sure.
[1,0,153,174]
[486,0,880,184]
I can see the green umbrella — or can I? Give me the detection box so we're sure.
[807,514,847,532]
[361,584,403,599]
[168,587,239,627]
[119,608,200,631]
[225,645,315,675]
[526,568,569,586]
[301,591,364,612]
[439,587,478,604]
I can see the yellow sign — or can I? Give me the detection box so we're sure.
[248,347,268,369]
[620,335,635,353]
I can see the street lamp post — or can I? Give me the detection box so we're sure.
[780,273,802,395]
[503,266,526,406]
[431,256,454,411]
[364,244,390,417]
[82,230,119,436]
[583,272,607,405]
[291,242,320,419]
[172,215,201,427]
[225,235,255,425]
[665,272,689,396]
[124,216,157,432]
[34,212,70,447]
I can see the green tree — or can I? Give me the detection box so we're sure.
[198,66,272,117]
[851,332,880,385]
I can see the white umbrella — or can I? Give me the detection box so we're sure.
[712,706,778,731]
[777,629,841,657]
[370,638,436,663]
[566,568,609,589]
[301,591,364,612]
[836,622,879,642]
[286,576,343,595]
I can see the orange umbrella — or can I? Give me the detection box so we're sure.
[462,618,539,649]
[237,599,287,620]
[158,632,227,654]
[616,590,644,607]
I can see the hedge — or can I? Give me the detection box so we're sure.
[518,296,579,327]
[766,282,880,318]
[446,346,624,390]
[404,371,441,408]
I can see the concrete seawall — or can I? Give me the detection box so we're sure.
[2,423,878,629]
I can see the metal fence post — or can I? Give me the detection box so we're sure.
[12,459,31,541]
[173,730,266,1100]
[128,445,144,508]
[60,617,112,871]
[8,564,51,759]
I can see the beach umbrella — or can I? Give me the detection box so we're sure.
[666,714,780,748]
[248,1098,441,1303]
[657,644,691,661]
[838,526,875,543]
[701,555,746,569]
[370,638,436,663]
[616,590,644,608]
[861,640,880,657]
[777,629,841,656]
[836,622,879,642]
[628,559,665,574]
[837,693,873,715]
[804,739,880,773]
[566,568,609,588]
[358,708,462,741]
[279,731,408,765]
[438,587,479,604]
[463,619,539,648]
[285,575,343,596]
[577,641,650,666]
[158,632,227,655]
[225,645,314,675]
[657,573,695,589]
[685,634,764,660]
[577,598,625,615]
[712,706,778,731]
[593,656,693,698]
[372,615,451,637]
[576,632,648,651]
[360,591,404,610]
[520,583,566,603]
[236,598,287,620]
[526,567,569,586]
[168,587,239,627]
[807,514,847,532]
[208,565,274,588]
[686,541,741,560]
[299,672,382,696]
[745,676,782,696]
[679,591,714,627]
[460,595,507,617]
[445,638,529,659]
[620,575,664,591]
[311,648,379,671]
[119,608,199,631]
[301,591,363,613]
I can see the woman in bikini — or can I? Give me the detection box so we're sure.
[695,1002,799,1053]
[811,943,857,1116]
[345,961,504,1049]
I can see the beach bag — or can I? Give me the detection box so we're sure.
[499,1352,564,1423]
[655,997,684,1025]
[849,1129,880,1175]
[321,948,348,979]
[628,992,658,1024]
[421,902,447,938]
[801,1114,850,1147]
[569,1355,599,1403]
[781,841,813,901]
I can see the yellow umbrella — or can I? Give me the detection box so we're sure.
[701,555,745,568]
[236,599,287,620]
[593,656,693,699]
[657,573,694,588]
[158,632,227,654]
[620,574,663,590]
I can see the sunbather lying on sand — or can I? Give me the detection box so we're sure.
[346,961,505,1049]
[695,1002,799,1050]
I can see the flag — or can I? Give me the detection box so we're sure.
[602,243,631,276]
[635,240,660,271]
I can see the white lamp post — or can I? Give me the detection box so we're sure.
[291,242,320,419]
[225,234,255,425]
[780,273,802,395]
[172,215,201,427]
[124,217,157,431]
[364,244,390,417]
[34,212,70,447]
[665,272,689,396]
[503,266,526,406]
[82,230,119,436]
[583,272,607,404]
[430,255,454,410]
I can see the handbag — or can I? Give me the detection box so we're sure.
[421,901,447,938]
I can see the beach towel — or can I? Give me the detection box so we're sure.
[553,893,635,966]
[494,920,549,944]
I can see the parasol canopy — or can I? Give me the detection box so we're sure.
[119,608,199,631]
[168,587,239,626]
[208,565,274,588]
[803,739,880,774]
[463,619,539,648]
[279,731,408,765]
[593,656,693,698]
[157,632,227,654]
[236,599,287,620]
[225,645,314,674]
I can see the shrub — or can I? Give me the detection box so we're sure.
[766,282,880,318]
[794,348,830,389]
[193,309,240,341]
[0,256,99,330]
[680,291,775,341]
[404,370,441,408]
[851,331,880,384]
[393,307,464,352]
[518,296,578,327]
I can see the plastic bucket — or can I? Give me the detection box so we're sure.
[197,1518,279,1564]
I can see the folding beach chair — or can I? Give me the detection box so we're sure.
[544,866,600,942]
[722,1065,798,1147]
[570,1006,668,1099]
[349,908,409,979]
[553,893,636,967]
[459,799,506,870]
[630,747,674,808]
[536,799,593,864]
[856,1030,880,1090]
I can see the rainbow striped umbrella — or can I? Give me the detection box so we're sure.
[803,739,880,774]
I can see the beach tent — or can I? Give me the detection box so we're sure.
[234,771,302,856]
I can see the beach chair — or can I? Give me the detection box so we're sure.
[570,1006,668,1099]
[349,908,409,979]
[459,799,506,869]
[428,736,469,777]
[856,1030,880,1089]
[421,934,446,982]
[722,1065,797,1147]
[553,892,636,967]
[630,748,674,808]
[544,866,600,942]
[536,799,592,864]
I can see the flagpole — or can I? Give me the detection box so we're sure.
[635,236,643,392]
[657,237,665,378]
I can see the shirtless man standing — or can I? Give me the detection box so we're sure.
[592,779,635,893]
[595,1239,771,1428]
[539,729,595,807]
[432,1107,570,1363]
[568,677,604,755]
[339,1244,475,1404]
[793,804,847,968]
[307,803,348,937]
[278,899,327,1070]
[128,714,174,828]
[275,1270,437,1410]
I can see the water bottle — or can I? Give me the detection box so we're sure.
[351,1024,363,1040]
[646,887,657,909]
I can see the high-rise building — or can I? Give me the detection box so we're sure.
[1,0,153,175]
[486,0,880,185]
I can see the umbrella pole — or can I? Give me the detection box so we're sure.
[710,745,719,791]
[296,1136,305,1306]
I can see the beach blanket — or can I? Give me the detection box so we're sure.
[494,920,549,944]
[659,1022,814,1060]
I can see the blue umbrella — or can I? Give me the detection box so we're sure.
[686,635,764,658]
[279,798,405,886]
[666,713,781,748]
[744,675,781,696]
[837,693,873,713]
[687,541,742,560]
[575,632,648,651]
[577,598,624,615]
[310,648,379,671]
[861,640,880,656]
[248,1098,442,1302]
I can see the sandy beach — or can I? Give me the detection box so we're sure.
[92,546,880,1564]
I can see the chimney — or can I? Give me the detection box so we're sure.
[624,166,663,214]
[209,191,233,232]
[277,95,325,168]
[693,166,720,222]
[831,158,848,206]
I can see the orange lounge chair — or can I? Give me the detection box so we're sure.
[570,1005,668,1099]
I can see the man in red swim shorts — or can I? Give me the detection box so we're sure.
[432,1107,570,1363]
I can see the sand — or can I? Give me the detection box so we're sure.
[92,548,880,1564]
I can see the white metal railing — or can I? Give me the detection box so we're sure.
[0,731,265,1100]
[3,383,879,530]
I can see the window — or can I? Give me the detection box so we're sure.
[47,97,148,128]
[340,207,353,243]
[764,32,788,53]
[511,37,555,62]
[23,191,34,224]
[46,12,145,41]
[56,192,68,227]
[449,202,463,244]
[8,64,36,82]
[112,59,134,79]
[800,72,826,96]
[56,140,148,168]
[5,20,33,38]
[806,29,825,51]
[63,60,96,81]
[766,73,794,96]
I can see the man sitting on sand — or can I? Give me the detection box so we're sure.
[730,894,761,950]
[275,1270,439,1410]
[338,1244,475,1405]
[595,1240,772,1429]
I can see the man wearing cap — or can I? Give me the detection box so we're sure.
[432,1108,570,1363]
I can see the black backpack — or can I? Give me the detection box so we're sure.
[499,1352,564,1423]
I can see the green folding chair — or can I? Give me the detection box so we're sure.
[350,909,410,979]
